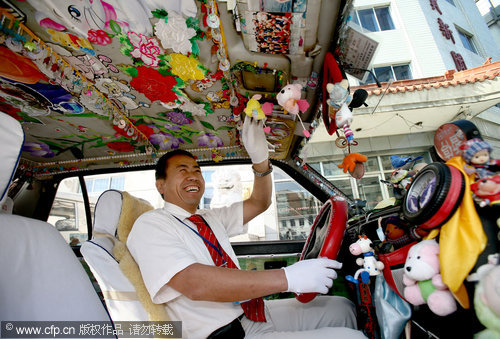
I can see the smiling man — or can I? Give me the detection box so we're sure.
[127,119,366,339]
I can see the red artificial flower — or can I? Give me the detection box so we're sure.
[112,125,129,137]
[137,124,155,138]
[106,141,134,152]
[0,99,22,120]
[129,66,178,103]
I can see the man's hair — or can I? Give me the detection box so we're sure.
[155,149,196,180]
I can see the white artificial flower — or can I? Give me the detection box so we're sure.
[154,11,196,55]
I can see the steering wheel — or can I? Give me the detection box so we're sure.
[295,196,348,303]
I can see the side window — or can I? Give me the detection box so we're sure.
[48,177,91,246]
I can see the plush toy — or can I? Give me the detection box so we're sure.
[326,80,355,143]
[375,216,428,253]
[346,235,384,283]
[338,153,367,179]
[460,138,500,180]
[471,174,500,207]
[276,84,310,137]
[473,264,500,338]
[403,239,457,316]
[244,94,273,133]
[244,94,273,120]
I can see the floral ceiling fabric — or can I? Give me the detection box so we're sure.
[0,0,300,176]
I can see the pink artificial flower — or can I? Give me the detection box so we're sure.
[88,29,112,45]
[127,32,162,67]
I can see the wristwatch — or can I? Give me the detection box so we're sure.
[252,162,273,177]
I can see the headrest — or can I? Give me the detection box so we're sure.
[93,190,124,236]
[0,113,24,204]
[116,191,153,243]
[93,190,153,240]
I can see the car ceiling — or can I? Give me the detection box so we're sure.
[0,0,350,179]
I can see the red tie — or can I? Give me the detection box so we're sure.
[188,214,266,322]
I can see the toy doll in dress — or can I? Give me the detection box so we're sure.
[461,138,500,180]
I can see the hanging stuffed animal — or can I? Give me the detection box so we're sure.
[276,84,310,137]
[337,153,367,179]
[244,94,273,133]
[326,81,354,143]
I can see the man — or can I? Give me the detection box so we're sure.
[128,119,366,338]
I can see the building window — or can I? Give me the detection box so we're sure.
[83,175,125,194]
[312,152,432,211]
[365,64,412,83]
[457,29,477,54]
[353,7,395,32]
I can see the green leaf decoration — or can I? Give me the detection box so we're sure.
[190,40,200,56]
[117,64,139,77]
[109,20,122,34]
[186,17,199,29]
[152,9,168,19]
[38,139,63,151]
[63,112,109,119]
[181,136,193,144]
[217,126,234,130]
[18,112,43,124]
[200,121,215,131]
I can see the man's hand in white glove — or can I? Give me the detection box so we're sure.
[282,258,342,294]
[241,118,269,164]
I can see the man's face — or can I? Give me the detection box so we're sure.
[156,155,205,213]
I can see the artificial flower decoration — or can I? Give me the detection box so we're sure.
[167,53,206,82]
[88,29,112,45]
[106,141,135,153]
[136,124,155,138]
[127,32,163,67]
[150,131,184,150]
[164,111,193,125]
[23,141,55,158]
[198,133,223,147]
[129,66,182,103]
[154,11,196,55]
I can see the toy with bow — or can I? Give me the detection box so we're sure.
[276,84,310,137]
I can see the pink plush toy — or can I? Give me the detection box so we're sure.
[276,84,310,137]
[403,239,457,316]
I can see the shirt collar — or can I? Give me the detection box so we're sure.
[162,201,198,220]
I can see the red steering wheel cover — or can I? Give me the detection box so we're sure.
[295,197,348,303]
[322,52,345,135]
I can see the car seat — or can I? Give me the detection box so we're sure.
[0,113,112,323]
[81,189,150,321]
[81,189,167,322]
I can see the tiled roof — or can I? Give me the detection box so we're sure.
[353,59,500,95]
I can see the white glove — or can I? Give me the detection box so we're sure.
[241,118,268,164]
[282,258,342,294]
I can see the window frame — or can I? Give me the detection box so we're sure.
[352,6,396,33]
[456,28,478,54]
[365,64,413,84]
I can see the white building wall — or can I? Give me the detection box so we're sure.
[352,0,500,76]
[394,0,446,77]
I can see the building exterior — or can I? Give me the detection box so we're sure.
[306,0,500,210]
[476,0,500,47]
